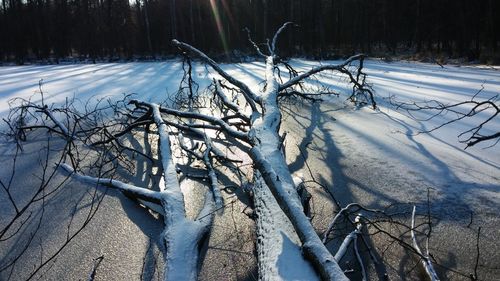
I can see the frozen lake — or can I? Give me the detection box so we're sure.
[0,59,499,280]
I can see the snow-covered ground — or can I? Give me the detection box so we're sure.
[1,60,499,153]
[2,60,497,196]
[0,60,499,280]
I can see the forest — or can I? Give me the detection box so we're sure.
[1,0,500,63]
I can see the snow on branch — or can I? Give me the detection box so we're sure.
[59,163,163,206]
[271,22,294,55]
[323,202,387,243]
[243,27,266,57]
[129,99,250,143]
[333,215,367,281]
[7,102,75,142]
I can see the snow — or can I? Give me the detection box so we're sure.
[60,163,163,204]
[253,173,319,281]
[149,101,211,281]
[1,59,499,280]
[0,62,187,116]
[1,59,497,188]
[248,55,324,280]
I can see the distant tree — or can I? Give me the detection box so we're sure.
[0,1,499,63]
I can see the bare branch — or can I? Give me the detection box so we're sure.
[278,54,364,91]
[129,99,250,143]
[271,22,294,55]
[243,27,266,57]
[59,163,162,204]
[391,93,499,148]
[213,79,251,123]
[411,206,440,281]
[172,39,261,110]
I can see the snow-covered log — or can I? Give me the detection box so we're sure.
[170,22,377,280]
[56,100,216,281]
[252,172,319,280]
[3,21,381,281]
[243,49,349,281]
[143,101,215,281]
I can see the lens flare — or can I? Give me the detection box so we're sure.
[209,0,229,55]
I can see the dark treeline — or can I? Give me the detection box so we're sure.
[1,0,499,63]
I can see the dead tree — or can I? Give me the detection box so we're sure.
[167,22,375,281]
[0,22,373,280]
[2,23,459,281]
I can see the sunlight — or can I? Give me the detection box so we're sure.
[219,0,236,28]
[209,0,229,54]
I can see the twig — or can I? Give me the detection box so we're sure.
[411,206,440,281]
[471,227,481,281]
[87,255,104,281]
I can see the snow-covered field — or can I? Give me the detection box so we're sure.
[1,60,498,194]
[1,60,499,154]
[0,60,499,280]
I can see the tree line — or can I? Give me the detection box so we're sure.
[1,0,499,64]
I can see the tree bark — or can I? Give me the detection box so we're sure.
[247,56,348,281]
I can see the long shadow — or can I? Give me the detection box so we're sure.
[0,64,92,79]
[291,58,500,87]
[0,61,183,118]
[284,101,391,280]
[283,59,500,104]
[367,73,498,102]
[230,63,265,84]
[375,109,500,217]
[287,102,397,206]
[112,127,165,280]
[364,60,500,87]
[0,135,163,280]
[0,64,122,101]
[375,99,500,169]
[283,98,500,279]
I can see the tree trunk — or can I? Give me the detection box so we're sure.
[189,0,195,43]
[248,56,348,281]
[253,173,318,280]
[170,0,177,39]
[143,0,153,55]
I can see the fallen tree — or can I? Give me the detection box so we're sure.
[1,23,472,281]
